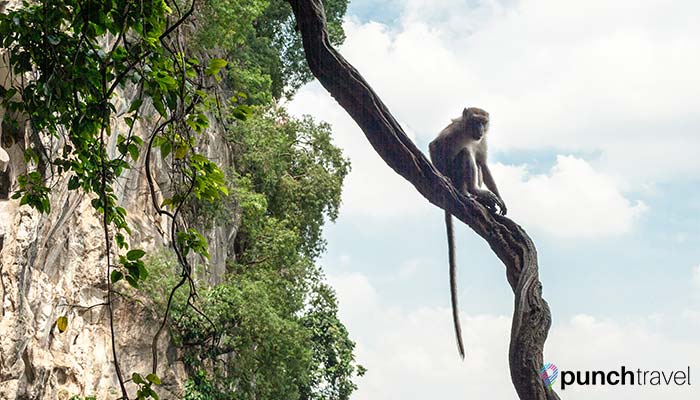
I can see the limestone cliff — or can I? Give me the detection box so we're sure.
[0,18,238,400]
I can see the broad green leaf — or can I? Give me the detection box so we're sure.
[132,372,145,385]
[137,263,149,279]
[111,270,123,283]
[152,96,167,118]
[126,263,140,278]
[128,143,139,160]
[146,373,161,385]
[159,141,171,158]
[127,249,145,260]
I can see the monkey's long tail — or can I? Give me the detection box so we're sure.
[445,211,466,359]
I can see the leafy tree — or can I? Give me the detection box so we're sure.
[150,108,360,400]
[229,107,349,260]
[192,0,348,100]
[300,283,367,400]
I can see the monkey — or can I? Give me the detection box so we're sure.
[428,107,506,359]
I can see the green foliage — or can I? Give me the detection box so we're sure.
[230,108,350,260]
[175,272,363,400]
[189,154,229,201]
[178,276,312,399]
[132,372,162,400]
[0,0,230,268]
[176,228,210,259]
[152,107,359,400]
[112,249,149,288]
[301,283,367,400]
[0,0,170,223]
[12,171,51,212]
[193,0,348,99]
[183,370,222,400]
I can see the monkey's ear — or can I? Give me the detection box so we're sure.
[463,107,469,117]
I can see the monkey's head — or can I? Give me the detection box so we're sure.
[463,107,490,141]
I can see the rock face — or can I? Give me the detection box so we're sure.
[0,19,238,399]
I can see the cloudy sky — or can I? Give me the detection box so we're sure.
[288,0,700,398]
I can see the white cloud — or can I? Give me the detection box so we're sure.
[294,0,700,184]
[288,0,698,224]
[330,271,700,400]
[328,271,516,399]
[692,265,700,288]
[495,155,647,238]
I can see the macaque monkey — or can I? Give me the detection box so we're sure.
[428,107,506,358]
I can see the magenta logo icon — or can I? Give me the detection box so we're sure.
[541,362,559,388]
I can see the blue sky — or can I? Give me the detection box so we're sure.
[289,0,700,398]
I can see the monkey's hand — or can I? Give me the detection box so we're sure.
[497,196,507,215]
[474,190,507,215]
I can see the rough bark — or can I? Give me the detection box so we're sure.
[286,1,561,398]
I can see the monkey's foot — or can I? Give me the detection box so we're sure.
[475,190,507,215]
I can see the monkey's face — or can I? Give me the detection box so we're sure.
[462,107,490,141]
[468,119,489,141]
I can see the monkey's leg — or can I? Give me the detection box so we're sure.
[458,150,503,214]
[455,148,477,194]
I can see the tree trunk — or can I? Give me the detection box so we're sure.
[286,1,562,399]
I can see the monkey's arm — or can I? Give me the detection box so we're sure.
[480,162,507,215]
[460,151,506,215]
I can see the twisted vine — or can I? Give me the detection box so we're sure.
[285,0,561,398]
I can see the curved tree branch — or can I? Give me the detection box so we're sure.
[286,1,560,399]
